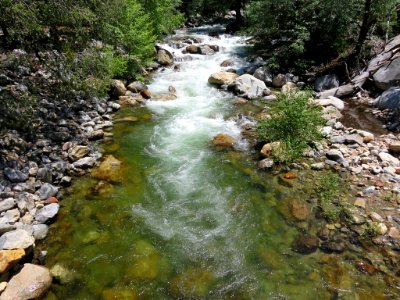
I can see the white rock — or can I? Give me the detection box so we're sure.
[0,229,34,250]
[378,152,400,166]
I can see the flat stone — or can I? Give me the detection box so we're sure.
[0,229,34,250]
[344,134,363,145]
[3,168,28,183]
[0,263,52,300]
[0,198,15,213]
[33,224,49,240]
[35,203,60,223]
[73,157,96,169]
[330,136,345,144]
[388,227,400,239]
[379,152,400,166]
[36,183,59,200]
[370,212,384,222]
[0,249,25,273]
[354,198,366,209]
[326,149,344,163]
[389,142,400,153]
[258,159,274,169]
[68,145,90,161]
[0,209,20,224]
[311,162,325,170]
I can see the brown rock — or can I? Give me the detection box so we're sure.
[288,199,311,221]
[283,172,297,179]
[211,134,236,149]
[0,263,52,300]
[354,198,366,209]
[140,89,152,99]
[0,249,25,274]
[292,235,319,254]
[356,261,377,275]
[220,59,234,67]
[185,44,200,54]
[232,98,247,105]
[157,49,173,66]
[389,142,400,153]
[111,80,127,98]
[118,96,139,107]
[91,155,124,183]
[68,145,90,162]
[260,142,280,157]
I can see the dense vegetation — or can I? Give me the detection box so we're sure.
[257,92,324,163]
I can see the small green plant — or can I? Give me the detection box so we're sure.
[361,222,380,238]
[315,171,344,222]
[256,91,324,164]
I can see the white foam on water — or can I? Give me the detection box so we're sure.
[132,25,257,293]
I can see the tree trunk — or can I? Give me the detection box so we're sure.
[354,0,376,58]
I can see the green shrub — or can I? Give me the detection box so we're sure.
[256,91,324,163]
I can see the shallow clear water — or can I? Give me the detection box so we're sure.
[41,26,399,300]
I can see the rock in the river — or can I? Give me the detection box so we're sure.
[373,57,400,90]
[127,81,148,93]
[0,263,52,300]
[157,48,174,66]
[35,203,60,223]
[73,157,96,169]
[314,96,345,110]
[50,264,75,284]
[91,155,124,183]
[292,235,319,254]
[288,198,311,221]
[232,74,270,99]
[211,134,236,149]
[220,59,234,67]
[36,183,58,200]
[111,80,127,98]
[208,72,238,86]
[0,249,25,273]
[185,44,200,54]
[68,145,90,162]
[3,168,28,183]
[314,74,339,92]
[374,87,400,110]
[318,84,355,99]
[258,159,274,169]
[0,229,34,250]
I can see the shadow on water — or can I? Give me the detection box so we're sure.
[340,99,388,135]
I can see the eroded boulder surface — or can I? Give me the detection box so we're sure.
[231,74,270,99]
[0,263,52,300]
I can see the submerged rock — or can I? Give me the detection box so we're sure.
[292,235,319,254]
[169,268,215,298]
[373,57,400,90]
[211,134,236,150]
[0,263,52,300]
[91,155,124,183]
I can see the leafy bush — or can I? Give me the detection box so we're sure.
[256,91,324,163]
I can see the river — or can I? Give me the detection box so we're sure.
[41,25,396,299]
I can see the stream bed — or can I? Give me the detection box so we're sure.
[41,26,397,299]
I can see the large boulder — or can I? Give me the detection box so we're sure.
[373,57,400,90]
[127,81,148,93]
[314,74,339,92]
[111,80,127,98]
[232,74,270,99]
[91,155,124,183]
[211,134,236,150]
[157,49,174,66]
[318,84,355,99]
[374,87,400,110]
[0,263,52,300]
[208,72,239,86]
